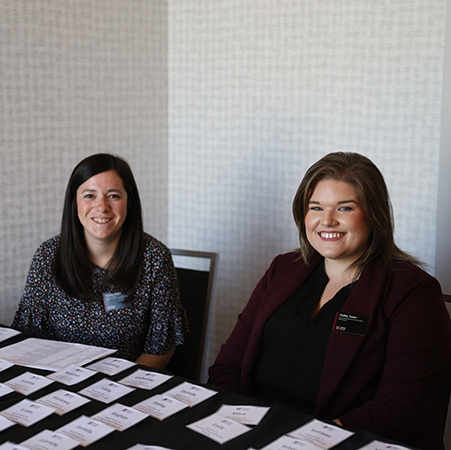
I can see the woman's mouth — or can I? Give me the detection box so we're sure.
[318,232,345,239]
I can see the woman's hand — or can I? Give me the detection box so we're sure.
[135,347,175,370]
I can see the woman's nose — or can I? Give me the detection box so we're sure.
[321,211,338,227]
[95,197,110,211]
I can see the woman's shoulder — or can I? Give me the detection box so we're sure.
[394,259,442,291]
[365,258,442,300]
[33,235,61,257]
[264,250,321,280]
[27,236,61,275]
[142,232,170,251]
[382,258,438,285]
[142,233,173,261]
[271,250,320,269]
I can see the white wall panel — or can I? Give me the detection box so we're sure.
[168,0,447,379]
[437,0,451,295]
[0,0,447,386]
[0,0,169,324]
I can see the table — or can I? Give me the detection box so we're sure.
[0,332,416,449]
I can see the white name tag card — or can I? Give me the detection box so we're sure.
[78,378,135,404]
[56,415,114,447]
[86,357,136,376]
[4,371,54,395]
[126,445,174,450]
[357,441,412,450]
[21,430,79,450]
[0,383,14,398]
[47,365,97,386]
[0,415,15,432]
[0,328,21,343]
[216,404,270,426]
[0,399,55,427]
[134,394,189,420]
[164,381,217,407]
[186,412,251,445]
[260,435,323,450]
[36,389,91,416]
[118,369,172,391]
[0,359,14,372]
[92,403,148,431]
[0,443,28,450]
[288,419,354,449]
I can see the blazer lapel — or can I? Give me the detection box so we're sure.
[244,254,322,376]
[315,262,389,414]
[259,255,322,321]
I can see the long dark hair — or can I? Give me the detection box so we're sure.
[292,152,420,274]
[54,153,144,301]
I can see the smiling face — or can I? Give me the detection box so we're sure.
[76,170,128,250]
[305,179,370,268]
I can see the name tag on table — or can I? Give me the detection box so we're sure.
[21,430,79,450]
[288,419,354,449]
[0,359,14,373]
[259,435,323,450]
[0,383,14,398]
[0,415,15,432]
[0,399,56,427]
[164,381,217,407]
[0,328,20,343]
[216,404,270,426]
[86,357,136,376]
[358,441,412,450]
[119,369,172,391]
[36,389,91,416]
[186,412,251,445]
[78,378,135,404]
[333,312,369,336]
[92,403,148,431]
[103,292,131,312]
[47,365,97,386]
[56,415,114,447]
[0,443,28,450]
[4,371,54,395]
[127,445,175,450]
[134,394,189,420]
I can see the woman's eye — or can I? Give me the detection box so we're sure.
[84,194,94,199]
[309,206,323,211]
[339,206,353,211]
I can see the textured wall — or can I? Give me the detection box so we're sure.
[168,0,447,379]
[437,0,451,294]
[0,0,447,384]
[0,0,169,324]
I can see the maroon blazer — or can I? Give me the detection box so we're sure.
[208,252,451,450]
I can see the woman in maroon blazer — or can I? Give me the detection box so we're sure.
[208,152,451,450]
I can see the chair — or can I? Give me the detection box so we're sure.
[442,294,451,447]
[441,355,451,427]
[166,248,218,382]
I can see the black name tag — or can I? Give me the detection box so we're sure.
[333,312,369,336]
[103,292,131,312]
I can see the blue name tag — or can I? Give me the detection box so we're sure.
[103,292,131,312]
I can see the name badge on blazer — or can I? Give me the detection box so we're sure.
[103,292,131,312]
[333,312,369,336]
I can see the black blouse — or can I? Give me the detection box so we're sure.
[254,262,355,413]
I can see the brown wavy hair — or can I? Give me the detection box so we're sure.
[292,152,420,274]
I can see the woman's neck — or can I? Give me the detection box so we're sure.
[323,258,360,285]
[85,238,120,269]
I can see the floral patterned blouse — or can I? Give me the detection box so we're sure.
[11,233,187,361]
